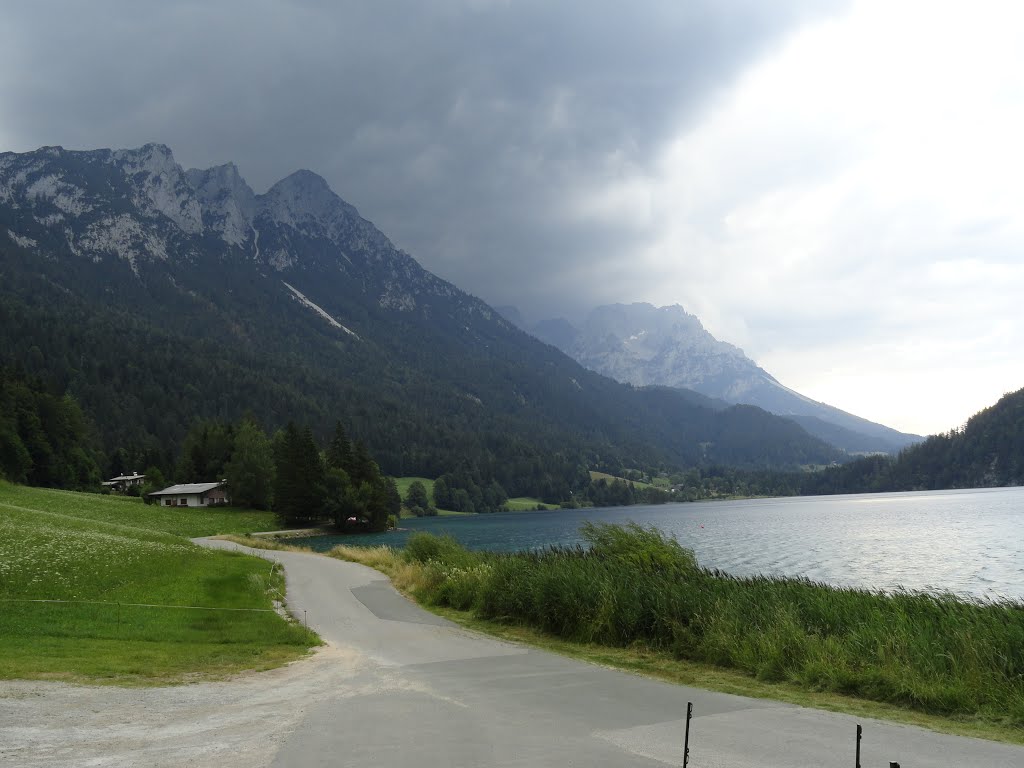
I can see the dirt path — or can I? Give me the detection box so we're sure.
[0,645,363,767]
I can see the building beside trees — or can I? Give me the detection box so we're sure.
[148,481,230,507]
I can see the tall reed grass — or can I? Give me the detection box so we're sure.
[399,522,1024,723]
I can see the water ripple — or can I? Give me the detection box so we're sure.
[292,487,1024,601]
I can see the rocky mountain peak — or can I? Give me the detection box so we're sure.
[262,169,353,217]
[257,169,367,251]
[186,162,254,206]
[529,301,920,453]
[585,303,720,348]
[110,143,203,234]
[186,163,257,247]
[534,302,747,379]
[111,143,184,188]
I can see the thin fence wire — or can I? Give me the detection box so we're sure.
[0,598,275,612]
[2,550,288,615]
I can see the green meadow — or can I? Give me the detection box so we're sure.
[394,476,555,514]
[394,476,469,516]
[588,470,655,490]
[502,497,557,511]
[394,476,436,500]
[0,482,317,684]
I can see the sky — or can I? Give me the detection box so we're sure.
[2,0,1023,436]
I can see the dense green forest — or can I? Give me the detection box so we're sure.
[0,367,99,489]
[4,347,1019,511]
[0,242,841,504]
[0,362,799,511]
[0,371,399,530]
[167,417,400,531]
[800,387,1024,494]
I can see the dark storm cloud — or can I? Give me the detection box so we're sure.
[0,1,843,318]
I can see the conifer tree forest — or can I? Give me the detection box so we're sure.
[2,360,1021,516]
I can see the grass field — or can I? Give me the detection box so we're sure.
[0,482,317,684]
[393,476,472,517]
[0,482,277,537]
[503,497,557,511]
[588,470,655,490]
[394,476,436,500]
[394,477,556,515]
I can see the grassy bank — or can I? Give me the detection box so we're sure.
[394,476,470,517]
[0,482,318,684]
[588,470,655,490]
[394,476,556,515]
[328,524,1024,736]
[502,497,558,511]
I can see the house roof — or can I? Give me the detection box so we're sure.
[148,482,226,496]
[106,473,145,482]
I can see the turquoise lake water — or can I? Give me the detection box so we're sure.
[290,487,1024,600]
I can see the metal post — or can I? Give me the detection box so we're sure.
[303,609,307,628]
[683,701,692,768]
[855,724,862,768]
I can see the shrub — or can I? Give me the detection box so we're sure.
[403,532,480,569]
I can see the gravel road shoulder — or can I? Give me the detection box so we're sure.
[0,644,365,767]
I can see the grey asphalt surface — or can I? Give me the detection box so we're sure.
[199,538,1024,767]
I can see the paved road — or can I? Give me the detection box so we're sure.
[200,539,1024,767]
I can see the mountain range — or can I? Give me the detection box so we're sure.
[499,303,921,455]
[0,143,847,498]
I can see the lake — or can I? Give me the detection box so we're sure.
[291,487,1024,601]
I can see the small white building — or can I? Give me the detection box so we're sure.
[101,472,146,492]
[148,482,230,508]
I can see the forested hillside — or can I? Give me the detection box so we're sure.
[802,387,1024,493]
[0,367,99,489]
[0,144,844,500]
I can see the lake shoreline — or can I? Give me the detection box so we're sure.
[308,526,1024,744]
[284,486,1024,601]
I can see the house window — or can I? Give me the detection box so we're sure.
[164,499,173,506]
[180,498,188,505]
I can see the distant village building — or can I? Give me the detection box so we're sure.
[101,472,146,492]
[147,482,230,508]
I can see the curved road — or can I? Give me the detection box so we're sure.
[200,539,1024,768]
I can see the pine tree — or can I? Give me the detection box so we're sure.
[326,421,354,475]
[225,418,275,509]
[273,423,326,526]
[404,480,430,515]
[432,474,452,509]
[349,440,377,486]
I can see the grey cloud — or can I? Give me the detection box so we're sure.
[1,0,845,319]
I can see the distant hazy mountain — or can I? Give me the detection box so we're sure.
[0,144,844,491]
[511,303,920,454]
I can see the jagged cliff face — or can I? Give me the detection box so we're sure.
[531,303,922,454]
[0,143,476,321]
[561,303,770,396]
[185,162,256,247]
